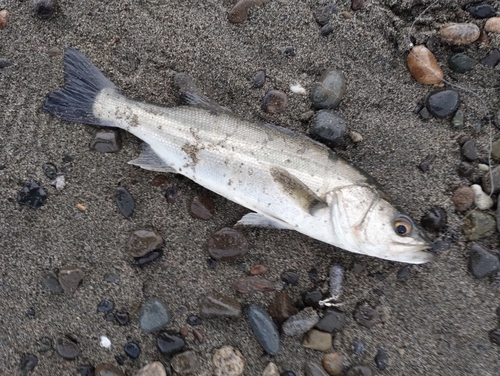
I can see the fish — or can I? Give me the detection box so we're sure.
[43,48,433,264]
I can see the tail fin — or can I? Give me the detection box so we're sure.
[43,47,117,126]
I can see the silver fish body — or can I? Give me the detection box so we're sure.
[44,48,433,264]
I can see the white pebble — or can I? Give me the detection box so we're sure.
[100,335,111,348]
[290,82,308,95]
[471,184,494,210]
[478,163,490,172]
[349,130,363,143]
[51,175,66,190]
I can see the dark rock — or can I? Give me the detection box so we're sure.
[458,161,474,177]
[134,249,163,267]
[489,328,500,346]
[281,372,296,376]
[188,195,215,220]
[463,211,496,240]
[247,304,280,355]
[228,0,265,24]
[207,228,248,261]
[199,294,242,318]
[469,242,500,278]
[480,49,500,68]
[268,290,297,325]
[42,271,63,294]
[451,186,474,212]
[374,347,388,370]
[171,350,200,374]
[353,304,380,328]
[124,341,141,359]
[151,174,168,187]
[90,131,122,153]
[426,90,459,118]
[18,182,47,208]
[19,353,38,375]
[465,3,496,18]
[233,276,275,294]
[127,230,163,257]
[262,90,288,114]
[482,165,500,194]
[281,270,299,285]
[310,110,347,148]
[187,314,202,326]
[76,365,95,376]
[303,290,323,309]
[321,23,334,36]
[430,238,451,253]
[284,46,295,57]
[0,58,12,68]
[418,155,434,172]
[316,308,346,333]
[62,154,73,163]
[58,265,84,294]
[351,0,365,11]
[55,337,80,360]
[282,307,320,337]
[138,298,170,332]
[448,53,476,73]
[206,257,217,269]
[314,4,336,26]
[396,265,411,282]
[419,106,430,120]
[33,0,57,19]
[156,331,185,356]
[115,187,134,218]
[95,363,124,376]
[42,163,58,179]
[97,299,114,313]
[308,267,321,284]
[420,207,447,231]
[253,70,266,88]
[115,355,124,366]
[165,186,179,203]
[461,140,478,161]
[114,311,130,326]
[310,69,346,110]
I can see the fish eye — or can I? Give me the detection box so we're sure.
[394,216,412,236]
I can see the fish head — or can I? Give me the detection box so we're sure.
[327,184,433,264]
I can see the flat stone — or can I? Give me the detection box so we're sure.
[302,329,332,351]
[207,228,248,261]
[189,195,215,220]
[304,361,329,376]
[469,242,500,279]
[282,307,320,337]
[262,362,280,376]
[115,187,134,218]
[247,304,280,355]
[156,332,185,356]
[55,338,80,360]
[482,165,500,194]
[212,346,245,376]
[463,211,496,241]
[426,90,459,118]
[17,181,47,208]
[199,294,242,318]
[19,353,38,376]
[310,69,346,110]
[465,3,496,19]
[448,53,476,73]
[268,290,298,324]
[90,130,122,153]
[58,265,84,294]
[233,276,275,294]
[322,352,344,376]
[315,308,346,333]
[42,271,64,294]
[138,298,170,332]
[171,351,200,374]
[461,140,478,161]
[439,23,480,45]
[127,230,163,257]
[480,49,500,68]
[95,363,125,376]
[134,361,166,376]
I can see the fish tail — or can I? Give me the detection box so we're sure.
[43,47,117,126]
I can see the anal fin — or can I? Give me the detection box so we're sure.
[235,213,293,230]
[128,143,177,173]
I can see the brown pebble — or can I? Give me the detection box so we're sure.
[193,328,204,344]
[341,11,352,19]
[95,363,125,376]
[207,228,248,261]
[407,45,443,85]
[250,264,268,275]
[180,326,189,337]
[349,130,363,143]
[127,230,163,257]
[47,46,62,57]
[485,17,500,34]
[323,352,344,376]
[262,90,288,114]
[451,185,474,212]
[151,174,168,187]
[439,23,480,45]
[76,203,86,212]
[0,9,8,29]
[228,0,265,24]
[351,0,364,11]
[135,362,166,376]
[353,304,380,328]
[233,276,275,294]
[189,195,215,220]
[268,290,298,324]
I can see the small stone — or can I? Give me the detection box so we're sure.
[351,0,364,11]
[33,0,57,19]
[19,353,38,375]
[134,250,163,268]
[452,186,474,212]
[0,10,8,29]
[426,90,459,118]
[439,23,480,45]
[58,265,84,294]
[303,290,323,309]
[315,308,346,333]
[349,130,363,143]
[489,328,500,346]
[55,337,80,360]
[479,164,490,172]
[353,341,366,354]
[465,3,496,19]
[97,298,114,313]
[47,46,61,57]
[407,45,443,85]
[115,355,125,366]
[281,270,299,285]
[451,109,465,128]
[247,304,280,355]
[485,17,500,33]
[151,174,168,187]
[250,264,268,275]
[284,46,295,57]
[186,314,202,326]
[458,161,474,177]
[193,328,204,344]
[482,165,500,194]
[199,294,242,318]
[304,362,329,376]
[95,363,124,376]
[207,228,248,261]
[491,139,500,161]
[100,336,111,348]
[263,362,280,376]
[165,187,179,203]
[268,290,298,325]
[253,70,266,88]
[135,361,166,376]
[50,174,65,190]
[310,110,347,148]
[171,351,200,374]
[76,365,95,376]
[18,182,47,208]
[302,329,332,351]
[42,163,58,179]
[469,242,500,278]
[90,131,122,153]
[228,0,265,24]
[212,346,245,376]
[156,331,185,356]
[480,49,500,68]
[310,69,346,109]
[138,298,170,332]
[42,271,64,294]
[419,106,430,119]
[463,211,496,240]
[0,58,12,68]
[233,276,275,294]
[449,53,476,73]
[461,140,478,161]
[115,187,134,218]
[471,184,494,210]
[189,195,215,220]
[123,341,140,359]
[308,267,321,284]
[127,230,163,258]
[114,311,129,326]
[322,352,343,376]
[37,337,53,353]
[282,307,320,337]
[420,207,447,231]
[314,4,336,26]
[374,347,388,370]
[104,272,118,283]
[346,365,372,376]
[353,304,380,328]
[262,90,288,114]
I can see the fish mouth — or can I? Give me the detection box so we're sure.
[390,240,434,264]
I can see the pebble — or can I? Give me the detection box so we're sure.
[314,4,336,26]
[281,270,299,285]
[461,140,478,161]
[485,17,500,33]
[351,0,364,11]
[19,353,38,375]
[349,130,363,143]
[123,341,140,359]
[262,90,288,114]
[482,165,500,194]
[253,70,266,88]
[228,0,265,24]
[90,131,122,153]
[491,139,500,161]
[353,304,380,328]
[138,298,170,332]
[0,9,8,29]
[268,290,298,324]
[37,337,53,353]
[480,49,500,68]
[186,314,202,326]
[471,184,494,210]
[247,304,280,355]
[465,3,496,19]
[479,163,490,172]
[77,365,95,376]
[233,276,275,294]
[127,230,163,257]
[115,187,134,218]
[489,329,500,346]
[100,336,111,348]
[58,265,84,294]
[282,307,320,337]
[439,23,480,45]
[189,195,215,220]
[0,58,12,68]
[417,155,433,173]
[95,363,124,376]
[303,290,323,309]
[407,45,443,85]
[97,298,114,313]
[134,250,163,267]
[156,331,185,356]
[458,161,474,177]
[42,271,64,293]
[151,174,168,187]
[207,228,248,261]
[171,350,200,374]
[263,362,280,376]
[316,308,346,333]
[322,352,343,376]
[304,362,329,376]
[47,46,62,57]
[310,110,347,148]
[302,329,332,351]
[448,53,476,73]
[42,162,58,179]
[310,69,346,109]
[463,211,496,240]
[420,207,447,231]
[346,365,372,376]
[51,175,65,190]
[18,182,47,208]
[212,346,245,376]
[135,361,166,376]
[290,82,308,95]
[452,186,475,212]
[250,264,268,275]
[374,347,388,370]
[199,294,242,318]
[33,0,57,19]
[497,205,500,233]
[426,90,459,118]
[469,243,500,278]
[451,109,465,128]
[284,46,295,57]
[164,186,179,203]
[55,337,80,360]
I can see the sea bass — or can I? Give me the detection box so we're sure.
[43,48,432,264]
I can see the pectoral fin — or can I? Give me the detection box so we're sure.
[270,167,327,214]
[128,143,177,173]
[236,213,293,230]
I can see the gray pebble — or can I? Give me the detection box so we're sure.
[314,4,336,26]
[315,308,346,333]
[58,265,84,294]
[42,271,64,294]
[0,58,12,68]
[247,304,280,355]
[127,230,164,257]
[138,298,170,332]
[90,131,122,153]
[310,69,346,110]
[310,110,347,148]
[171,351,200,374]
[252,70,266,88]
[55,337,80,360]
[448,53,476,73]
[282,307,320,337]
[482,165,500,194]
[461,140,478,161]
[199,294,242,318]
[426,90,459,118]
[469,243,500,279]
[19,353,38,376]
